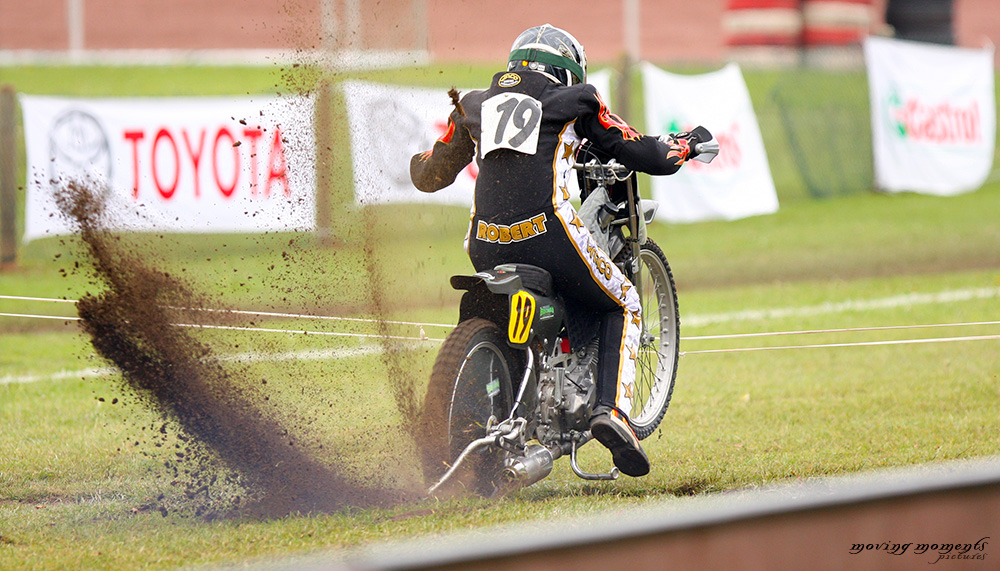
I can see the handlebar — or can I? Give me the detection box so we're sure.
[572,159,633,185]
[574,125,719,180]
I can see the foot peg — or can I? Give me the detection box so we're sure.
[569,439,619,481]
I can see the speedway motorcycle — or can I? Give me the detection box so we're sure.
[421,128,719,496]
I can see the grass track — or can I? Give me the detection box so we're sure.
[0,62,999,570]
[3,267,997,570]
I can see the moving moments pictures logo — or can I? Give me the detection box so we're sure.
[849,536,989,565]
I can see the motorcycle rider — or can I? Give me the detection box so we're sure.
[410,24,700,477]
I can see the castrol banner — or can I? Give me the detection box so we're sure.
[642,62,778,223]
[20,95,315,242]
[342,71,612,205]
[865,36,996,195]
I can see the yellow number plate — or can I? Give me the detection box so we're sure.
[508,291,535,344]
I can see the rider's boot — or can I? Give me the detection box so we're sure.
[590,406,650,477]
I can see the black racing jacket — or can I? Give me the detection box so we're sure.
[410,70,690,222]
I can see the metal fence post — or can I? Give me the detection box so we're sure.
[0,84,17,269]
[314,80,333,246]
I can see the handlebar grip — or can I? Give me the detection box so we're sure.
[692,141,719,164]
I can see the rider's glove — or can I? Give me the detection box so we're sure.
[665,131,702,159]
[656,133,695,164]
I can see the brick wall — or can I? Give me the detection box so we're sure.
[1,0,996,65]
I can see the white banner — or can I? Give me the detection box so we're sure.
[642,62,778,223]
[20,95,316,242]
[343,80,477,206]
[342,71,612,206]
[588,68,613,110]
[865,36,996,196]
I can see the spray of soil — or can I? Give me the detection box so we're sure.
[56,181,418,517]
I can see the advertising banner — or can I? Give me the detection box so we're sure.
[20,95,315,242]
[343,80,477,206]
[865,36,996,195]
[342,71,612,206]
[642,62,779,223]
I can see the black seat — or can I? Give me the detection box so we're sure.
[495,264,554,298]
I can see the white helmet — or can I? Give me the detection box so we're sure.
[507,24,587,86]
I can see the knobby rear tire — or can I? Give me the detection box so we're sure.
[421,318,515,497]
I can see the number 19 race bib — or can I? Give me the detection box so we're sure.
[480,93,543,158]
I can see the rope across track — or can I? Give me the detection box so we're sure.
[0,295,454,328]
[2,295,999,354]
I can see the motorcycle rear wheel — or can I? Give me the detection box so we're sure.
[421,318,515,497]
[629,238,680,439]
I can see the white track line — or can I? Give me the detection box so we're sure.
[215,344,412,364]
[682,287,1000,327]
[684,320,1000,340]
[5,286,998,329]
[174,322,437,342]
[681,334,1000,355]
[0,345,404,385]
[0,367,116,385]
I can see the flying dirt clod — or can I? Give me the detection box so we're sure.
[55,181,416,517]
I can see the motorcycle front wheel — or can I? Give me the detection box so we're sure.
[420,318,515,497]
[629,238,680,439]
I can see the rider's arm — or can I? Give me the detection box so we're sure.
[576,87,691,176]
[410,110,476,193]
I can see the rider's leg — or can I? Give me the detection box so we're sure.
[544,202,648,477]
[591,295,649,478]
[596,304,641,415]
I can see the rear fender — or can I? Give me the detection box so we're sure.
[451,271,565,352]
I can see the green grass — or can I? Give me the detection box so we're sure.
[2,269,998,569]
[1,62,999,570]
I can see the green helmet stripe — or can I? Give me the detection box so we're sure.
[508,48,585,84]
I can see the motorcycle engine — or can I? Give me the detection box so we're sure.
[537,339,598,444]
[562,342,597,430]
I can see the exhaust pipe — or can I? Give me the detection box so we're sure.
[503,444,554,487]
